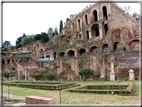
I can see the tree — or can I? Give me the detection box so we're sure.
[132,12,140,21]
[3,72,9,81]
[54,27,58,35]
[31,74,41,81]
[66,18,70,22]
[3,41,12,50]
[3,46,9,51]
[47,27,53,38]
[78,68,94,80]
[41,32,49,43]
[35,34,42,40]
[45,73,56,81]
[123,5,131,14]
[16,33,26,49]
[59,20,63,34]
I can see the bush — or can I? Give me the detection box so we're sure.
[31,74,41,81]
[3,72,9,80]
[78,68,94,80]
[45,73,56,81]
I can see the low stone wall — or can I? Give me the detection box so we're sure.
[26,96,55,104]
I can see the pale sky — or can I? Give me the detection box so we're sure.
[3,2,140,46]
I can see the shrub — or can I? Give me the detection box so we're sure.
[78,68,94,80]
[3,72,9,81]
[45,73,56,81]
[31,74,41,81]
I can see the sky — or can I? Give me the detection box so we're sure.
[3,2,140,46]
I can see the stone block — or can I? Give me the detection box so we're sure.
[26,96,55,104]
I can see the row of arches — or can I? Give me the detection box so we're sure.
[58,39,140,58]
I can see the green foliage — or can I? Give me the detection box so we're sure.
[3,72,9,78]
[66,18,70,22]
[59,20,63,33]
[16,33,26,49]
[45,73,56,81]
[79,68,94,80]
[3,46,9,51]
[31,74,41,81]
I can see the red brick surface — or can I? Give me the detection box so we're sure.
[26,96,55,104]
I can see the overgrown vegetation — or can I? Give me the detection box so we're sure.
[31,74,42,81]
[45,73,56,81]
[79,68,94,80]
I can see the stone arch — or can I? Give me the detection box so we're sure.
[113,42,119,51]
[91,24,99,37]
[2,53,6,57]
[112,29,121,41]
[102,6,108,20]
[59,52,65,57]
[67,50,75,57]
[128,39,140,50]
[92,10,98,22]
[78,48,86,56]
[102,44,108,52]
[12,67,16,71]
[89,46,97,53]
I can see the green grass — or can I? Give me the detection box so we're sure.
[2,80,140,104]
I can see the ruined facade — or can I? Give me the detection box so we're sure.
[2,2,141,81]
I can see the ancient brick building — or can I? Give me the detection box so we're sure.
[2,2,141,81]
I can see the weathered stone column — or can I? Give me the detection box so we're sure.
[129,69,135,80]
[25,70,27,81]
[110,63,115,81]
[89,31,92,39]
[18,71,20,80]
[99,24,103,40]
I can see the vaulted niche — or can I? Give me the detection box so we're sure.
[78,48,86,56]
[102,44,108,52]
[113,42,119,51]
[67,50,75,57]
[102,6,108,20]
[91,24,99,37]
[59,52,65,58]
[93,10,98,22]
[90,46,97,53]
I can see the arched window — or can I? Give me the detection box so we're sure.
[93,10,98,22]
[104,24,108,34]
[102,6,108,20]
[78,19,81,31]
[85,15,88,25]
[54,52,56,60]
[113,42,119,51]
[86,31,89,40]
[91,24,99,37]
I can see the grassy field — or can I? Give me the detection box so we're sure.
[3,80,140,105]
